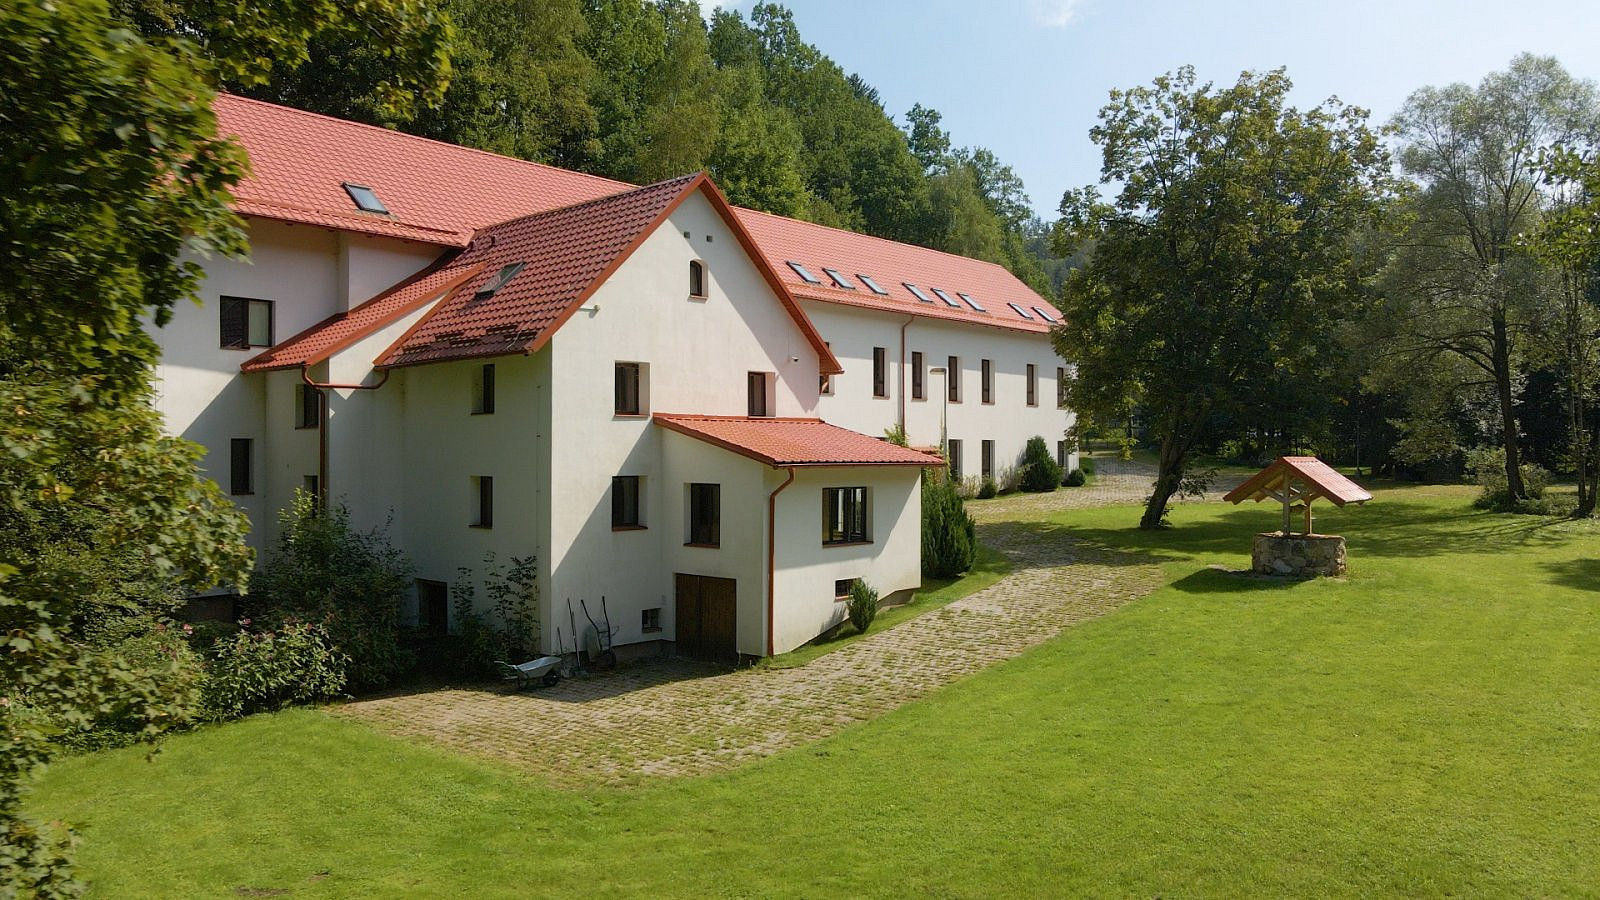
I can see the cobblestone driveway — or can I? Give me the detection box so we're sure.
[336,491,1167,784]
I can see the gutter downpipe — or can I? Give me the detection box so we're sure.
[301,366,391,510]
[766,466,797,657]
[898,315,914,433]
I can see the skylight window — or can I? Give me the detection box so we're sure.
[957,292,987,312]
[822,268,856,290]
[1033,307,1059,323]
[857,274,889,295]
[342,183,389,214]
[474,262,525,300]
[787,261,822,284]
[930,288,962,308]
[903,282,934,303]
[1007,302,1035,320]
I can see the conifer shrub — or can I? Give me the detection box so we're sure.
[976,478,999,499]
[846,579,879,633]
[922,471,978,578]
[1065,468,1087,487]
[1019,435,1063,492]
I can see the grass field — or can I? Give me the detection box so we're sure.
[30,484,1600,896]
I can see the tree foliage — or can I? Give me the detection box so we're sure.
[1052,67,1393,528]
[922,471,978,578]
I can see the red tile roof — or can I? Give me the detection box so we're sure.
[371,174,839,372]
[654,414,943,467]
[734,207,1064,334]
[240,261,485,372]
[215,94,1062,335]
[1224,456,1374,507]
[214,94,631,247]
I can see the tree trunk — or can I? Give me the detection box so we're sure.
[1579,406,1600,519]
[1140,435,1186,530]
[1490,312,1527,502]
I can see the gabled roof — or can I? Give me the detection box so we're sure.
[734,207,1063,335]
[214,94,631,247]
[654,414,943,467]
[1223,456,1374,507]
[369,174,839,372]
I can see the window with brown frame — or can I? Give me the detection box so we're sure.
[872,347,888,398]
[947,439,963,481]
[689,259,707,298]
[471,476,493,528]
[911,351,925,400]
[748,371,771,417]
[473,363,496,415]
[834,578,857,600]
[230,438,252,495]
[295,384,319,429]
[614,362,643,415]
[220,296,273,349]
[1057,366,1068,408]
[981,359,994,404]
[1026,364,1037,407]
[612,475,643,528]
[947,356,961,402]
[687,483,720,546]
[981,440,995,480]
[823,487,869,545]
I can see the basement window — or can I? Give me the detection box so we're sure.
[857,274,889,295]
[823,268,856,290]
[642,607,662,633]
[903,282,934,303]
[342,183,389,214]
[475,262,525,301]
[931,288,962,308]
[787,261,822,284]
[834,578,857,601]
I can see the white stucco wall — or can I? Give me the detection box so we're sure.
[805,302,1079,487]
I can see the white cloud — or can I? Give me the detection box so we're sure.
[1030,0,1086,28]
[695,0,745,20]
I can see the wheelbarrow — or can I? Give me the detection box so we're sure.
[497,655,563,689]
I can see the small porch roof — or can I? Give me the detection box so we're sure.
[1223,456,1373,507]
[654,414,944,468]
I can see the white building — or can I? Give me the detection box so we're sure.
[157,95,1075,660]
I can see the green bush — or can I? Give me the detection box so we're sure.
[976,478,998,499]
[1018,436,1062,492]
[846,579,879,633]
[51,623,206,752]
[246,492,413,691]
[1467,447,1551,512]
[1064,468,1087,487]
[201,622,348,719]
[450,553,541,678]
[922,472,978,578]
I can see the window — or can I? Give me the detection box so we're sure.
[958,292,986,312]
[473,364,496,415]
[1007,302,1035,320]
[220,296,273,349]
[872,347,888,398]
[1027,364,1037,407]
[823,487,869,544]
[911,351,925,400]
[641,607,662,632]
[787,261,822,284]
[834,578,857,600]
[858,274,888,295]
[417,580,449,632]
[688,483,720,546]
[1057,367,1068,408]
[229,438,252,495]
[1033,307,1059,323]
[748,371,771,417]
[612,475,643,529]
[931,288,962,308]
[820,342,833,395]
[982,440,995,479]
[823,268,856,289]
[948,439,963,481]
[471,476,493,528]
[614,362,643,415]
[904,282,934,303]
[474,262,525,301]
[295,384,320,429]
[689,260,707,298]
[981,359,994,404]
[1058,440,1069,472]
[947,356,961,402]
[303,475,320,506]
[342,182,388,214]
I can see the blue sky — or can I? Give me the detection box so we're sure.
[703,0,1600,217]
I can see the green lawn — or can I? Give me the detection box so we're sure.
[30,484,1600,896]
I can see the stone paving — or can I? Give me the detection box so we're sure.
[335,490,1168,785]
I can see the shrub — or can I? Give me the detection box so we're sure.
[246,492,413,691]
[883,423,909,446]
[1018,436,1062,492]
[201,622,348,719]
[846,579,879,633]
[1064,468,1087,487]
[976,478,998,499]
[922,472,978,578]
[52,623,206,752]
[450,553,541,678]
[1467,447,1551,512]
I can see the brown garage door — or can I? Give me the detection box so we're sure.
[675,574,737,663]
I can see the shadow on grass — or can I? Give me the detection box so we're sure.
[1166,567,1301,596]
[1540,557,1600,592]
[354,656,731,706]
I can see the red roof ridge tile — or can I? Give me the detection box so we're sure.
[733,205,1021,275]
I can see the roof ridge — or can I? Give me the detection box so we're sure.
[216,93,636,193]
[472,172,702,236]
[654,413,824,423]
[733,204,1020,277]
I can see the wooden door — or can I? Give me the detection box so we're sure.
[675,574,738,663]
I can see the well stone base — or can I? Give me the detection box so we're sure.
[1252,532,1347,578]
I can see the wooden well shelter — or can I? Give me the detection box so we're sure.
[1224,456,1372,535]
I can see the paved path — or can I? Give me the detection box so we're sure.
[336,493,1166,784]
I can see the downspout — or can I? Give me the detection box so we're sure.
[301,366,391,509]
[765,466,797,657]
[897,314,914,433]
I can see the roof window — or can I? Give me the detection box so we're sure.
[787,261,822,284]
[957,292,986,312]
[1007,302,1034,319]
[1033,307,1058,323]
[474,262,525,300]
[857,274,889,295]
[931,288,962,308]
[822,268,856,290]
[342,183,389,214]
[903,282,934,303]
